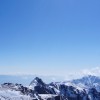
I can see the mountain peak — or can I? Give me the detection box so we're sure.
[29,77,45,86]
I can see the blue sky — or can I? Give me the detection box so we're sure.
[0,0,100,76]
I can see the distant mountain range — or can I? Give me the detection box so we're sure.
[0,75,64,85]
[0,75,100,100]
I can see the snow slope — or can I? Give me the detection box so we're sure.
[0,75,100,100]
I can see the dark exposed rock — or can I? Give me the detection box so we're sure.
[2,76,100,100]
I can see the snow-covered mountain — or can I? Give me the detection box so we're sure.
[71,75,100,91]
[0,75,100,100]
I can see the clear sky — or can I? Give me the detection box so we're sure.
[0,0,100,76]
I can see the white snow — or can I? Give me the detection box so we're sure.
[0,88,33,100]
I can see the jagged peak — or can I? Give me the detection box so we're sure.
[29,77,45,86]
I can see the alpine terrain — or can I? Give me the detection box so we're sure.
[0,75,100,100]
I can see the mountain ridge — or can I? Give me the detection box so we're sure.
[0,75,100,100]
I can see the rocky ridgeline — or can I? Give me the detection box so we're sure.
[0,76,100,100]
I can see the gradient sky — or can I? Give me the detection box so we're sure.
[0,0,100,76]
